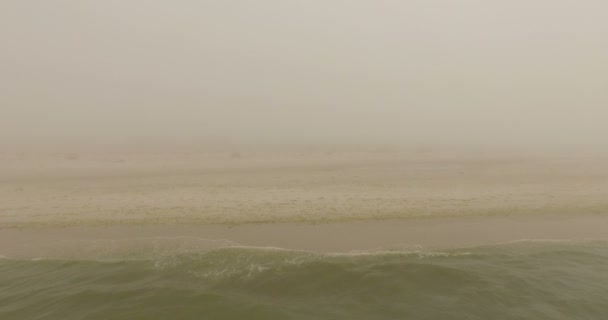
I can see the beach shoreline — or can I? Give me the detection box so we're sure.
[2,149,608,226]
[2,149,608,257]
[2,213,608,258]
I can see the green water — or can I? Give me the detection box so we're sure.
[2,240,608,319]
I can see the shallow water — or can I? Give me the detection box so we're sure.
[2,240,608,319]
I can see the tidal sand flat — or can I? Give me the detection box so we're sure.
[2,148,608,227]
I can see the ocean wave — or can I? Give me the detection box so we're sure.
[2,239,608,319]
[3,236,608,261]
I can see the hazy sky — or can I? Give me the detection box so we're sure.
[2,1,607,148]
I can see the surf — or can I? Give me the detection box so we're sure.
[2,240,608,319]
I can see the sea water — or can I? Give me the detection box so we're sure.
[1,239,608,319]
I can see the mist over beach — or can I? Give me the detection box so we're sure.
[2,1,608,319]
[3,1,608,150]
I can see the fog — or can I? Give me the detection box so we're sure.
[2,0,607,150]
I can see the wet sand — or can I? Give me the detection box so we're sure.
[1,214,608,257]
[1,148,608,256]
[2,148,608,226]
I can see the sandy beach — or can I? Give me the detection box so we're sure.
[2,148,608,255]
